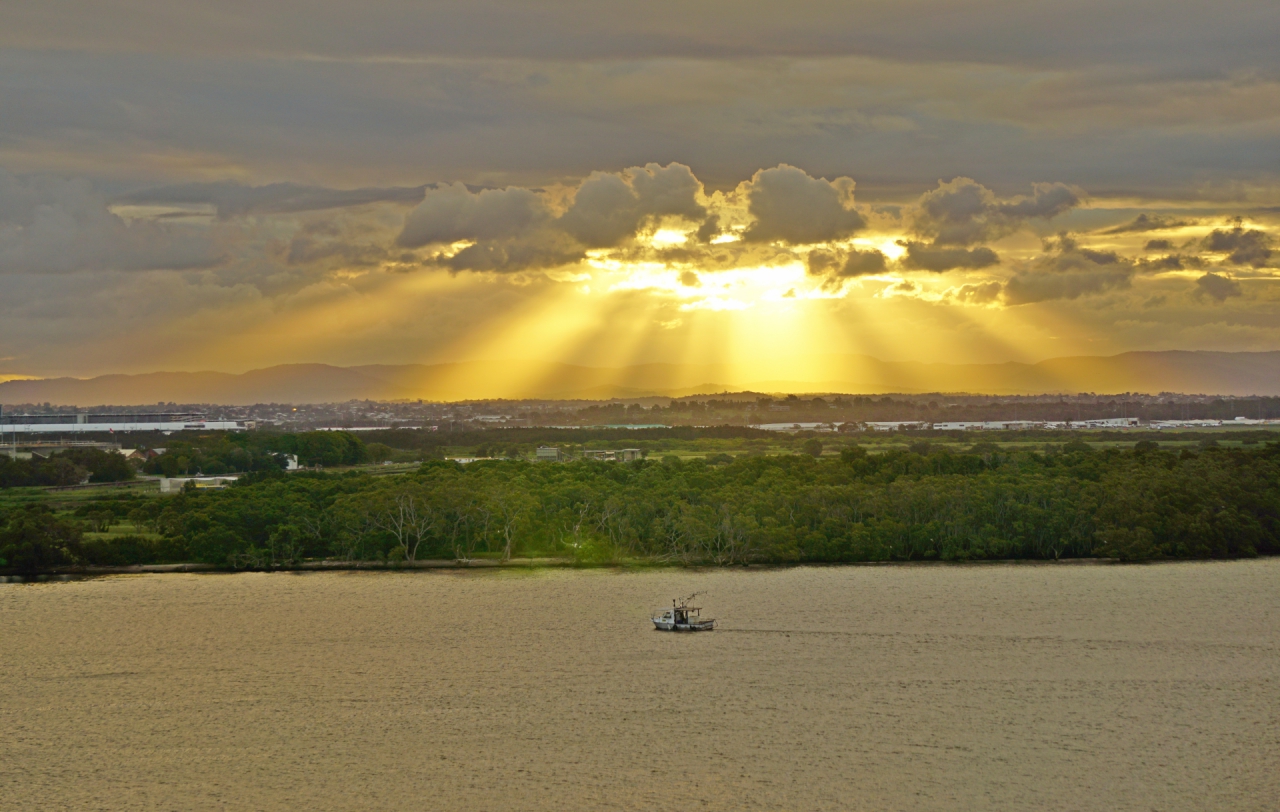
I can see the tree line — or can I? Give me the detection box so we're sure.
[0,448,136,488]
[3,441,1277,572]
[0,431,375,489]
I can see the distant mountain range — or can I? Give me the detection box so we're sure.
[2,351,1279,405]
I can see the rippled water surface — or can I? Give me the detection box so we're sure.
[3,561,1279,810]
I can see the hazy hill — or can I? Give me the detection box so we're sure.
[2,351,1279,405]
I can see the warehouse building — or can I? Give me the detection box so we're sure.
[0,413,251,434]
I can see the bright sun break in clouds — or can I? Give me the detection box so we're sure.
[0,0,1278,385]
[0,161,1276,387]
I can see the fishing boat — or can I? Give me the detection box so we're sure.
[652,594,716,631]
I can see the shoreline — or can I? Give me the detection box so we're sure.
[1,556,1211,582]
[7,554,1275,581]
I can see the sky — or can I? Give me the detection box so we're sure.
[1,1,1278,384]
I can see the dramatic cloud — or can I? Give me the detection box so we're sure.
[399,184,551,247]
[1,159,1277,380]
[398,163,707,271]
[1,1,1279,380]
[1101,214,1196,235]
[1002,235,1133,305]
[440,231,585,274]
[900,242,1000,272]
[694,215,722,244]
[559,163,706,248]
[1136,254,1202,272]
[1195,272,1243,302]
[741,165,865,245]
[952,281,1003,305]
[910,179,1081,247]
[839,249,888,276]
[397,182,580,272]
[0,170,224,274]
[1202,226,1274,268]
[806,247,888,283]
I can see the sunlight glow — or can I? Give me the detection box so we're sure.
[679,296,751,312]
[120,206,1211,394]
[852,237,907,260]
[649,228,690,246]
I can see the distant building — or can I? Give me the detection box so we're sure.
[581,448,642,462]
[159,475,240,493]
[752,422,842,433]
[0,413,250,434]
[932,421,1049,431]
[1074,417,1140,429]
[535,447,562,462]
[864,421,928,432]
[115,448,167,461]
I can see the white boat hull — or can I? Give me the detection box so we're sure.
[652,618,716,632]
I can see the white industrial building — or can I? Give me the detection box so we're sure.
[930,418,1140,431]
[1074,417,1141,428]
[581,448,643,461]
[0,413,251,434]
[752,422,844,433]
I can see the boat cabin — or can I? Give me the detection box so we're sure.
[652,595,716,631]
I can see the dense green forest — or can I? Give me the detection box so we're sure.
[0,448,136,488]
[3,439,1277,573]
[139,431,372,475]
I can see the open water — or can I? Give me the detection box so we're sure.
[2,561,1278,810]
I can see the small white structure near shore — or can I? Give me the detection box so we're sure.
[159,475,240,493]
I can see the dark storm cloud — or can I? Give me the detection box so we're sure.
[694,215,722,244]
[1003,268,1132,305]
[397,163,706,272]
[1101,213,1197,235]
[1136,254,1203,272]
[1195,272,1244,302]
[900,243,1000,272]
[910,178,1081,246]
[1144,239,1175,251]
[840,249,889,276]
[439,232,586,274]
[1002,235,1134,305]
[806,247,888,279]
[1202,226,1274,268]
